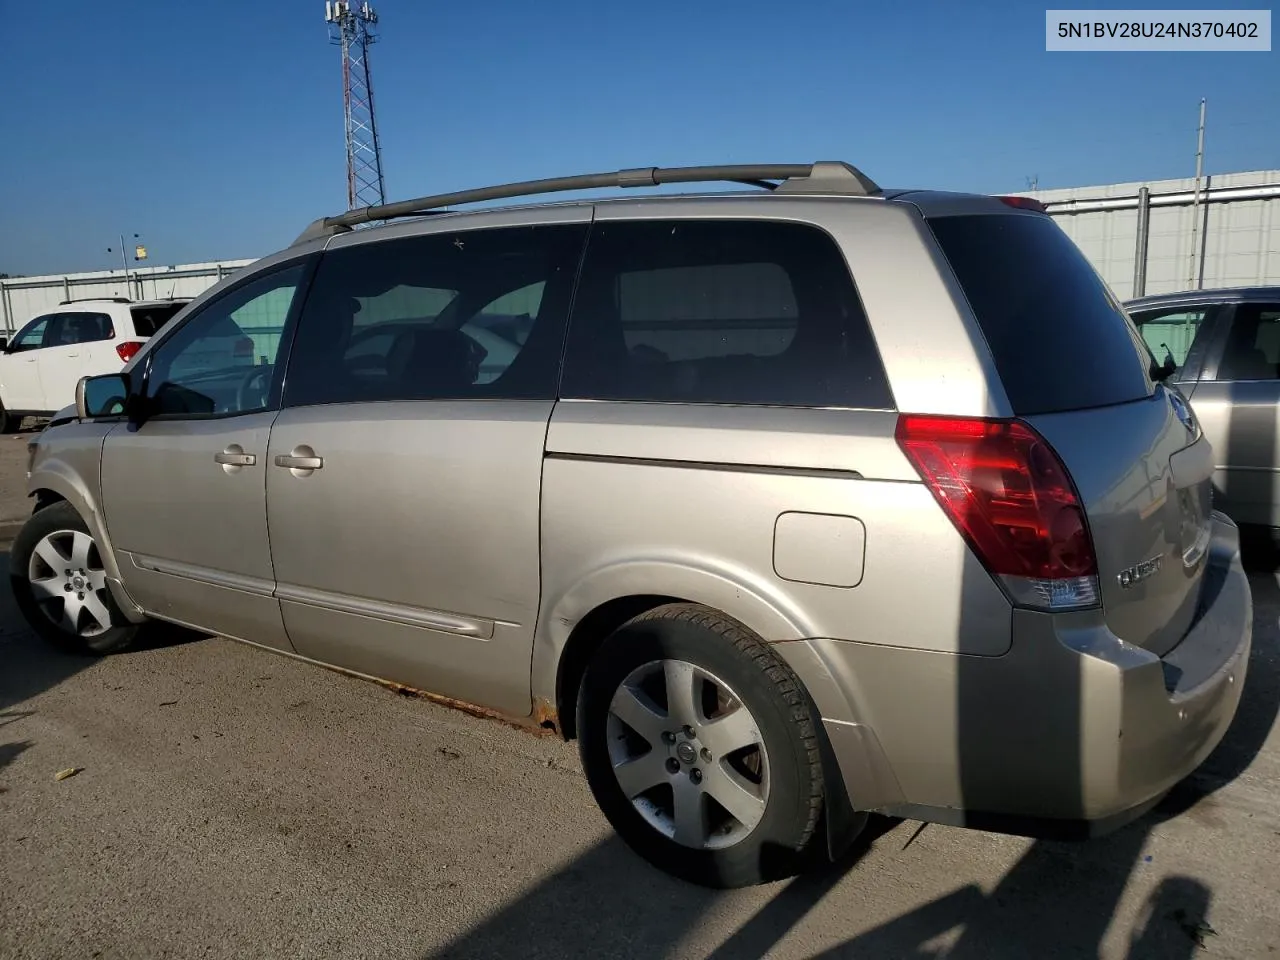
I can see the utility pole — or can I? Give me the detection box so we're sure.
[107,233,148,299]
[325,1,387,211]
[1186,98,1206,289]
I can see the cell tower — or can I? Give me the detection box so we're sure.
[324,1,387,211]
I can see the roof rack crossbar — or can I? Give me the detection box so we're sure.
[293,161,880,245]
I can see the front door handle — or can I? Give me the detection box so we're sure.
[215,444,256,474]
[215,451,257,467]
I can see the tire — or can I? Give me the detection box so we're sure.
[0,402,20,434]
[577,602,827,888]
[9,501,142,655]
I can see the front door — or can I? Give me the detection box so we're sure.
[99,259,310,649]
[264,217,588,716]
[1184,299,1280,528]
[0,315,54,411]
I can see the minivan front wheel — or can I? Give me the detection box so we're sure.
[10,501,141,655]
[577,603,826,888]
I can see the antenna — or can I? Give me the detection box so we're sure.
[325,0,387,211]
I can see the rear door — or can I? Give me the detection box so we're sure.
[39,312,115,411]
[929,211,1213,656]
[1182,299,1280,528]
[264,215,589,717]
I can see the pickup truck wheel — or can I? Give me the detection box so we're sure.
[577,602,827,888]
[9,502,141,655]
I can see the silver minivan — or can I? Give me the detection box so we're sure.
[12,163,1252,888]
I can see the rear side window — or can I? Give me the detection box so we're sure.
[48,312,114,346]
[283,223,587,407]
[928,214,1155,415]
[130,303,186,337]
[560,219,893,409]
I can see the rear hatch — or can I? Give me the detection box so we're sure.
[927,209,1213,655]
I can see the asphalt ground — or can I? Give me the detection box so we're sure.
[1,432,1278,959]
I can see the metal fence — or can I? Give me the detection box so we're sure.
[1029,169,1280,301]
[5,168,1278,335]
[1,259,254,335]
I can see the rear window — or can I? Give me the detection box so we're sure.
[130,303,187,337]
[928,214,1154,415]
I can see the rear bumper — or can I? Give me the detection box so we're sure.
[792,511,1252,834]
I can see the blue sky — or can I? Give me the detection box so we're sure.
[0,0,1275,276]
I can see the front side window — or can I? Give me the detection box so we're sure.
[283,224,587,407]
[8,317,52,352]
[1218,303,1280,381]
[559,219,893,409]
[1128,307,1210,375]
[145,263,305,417]
[47,312,114,346]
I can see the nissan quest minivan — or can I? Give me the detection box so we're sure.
[12,162,1252,888]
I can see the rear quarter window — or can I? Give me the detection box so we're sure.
[928,213,1155,415]
[130,303,187,337]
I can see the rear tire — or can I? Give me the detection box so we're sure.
[0,402,20,434]
[10,501,142,655]
[577,603,827,888]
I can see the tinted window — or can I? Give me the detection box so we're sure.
[1128,306,1210,375]
[8,316,51,352]
[130,303,187,337]
[147,264,305,417]
[1218,303,1280,381]
[48,312,113,346]
[929,214,1154,415]
[560,220,893,409]
[283,224,586,407]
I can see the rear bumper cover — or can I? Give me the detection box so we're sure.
[791,511,1251,835]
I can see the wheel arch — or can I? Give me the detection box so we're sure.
[26,466,146,623]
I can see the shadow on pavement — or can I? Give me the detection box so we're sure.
[426,571,1276,960]
[0,548,205,715]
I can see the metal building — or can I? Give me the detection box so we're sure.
[1029,168,1280,301]
[4,168,1279,335]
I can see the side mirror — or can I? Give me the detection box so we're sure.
[0,335,8,351]
[76,373,131,421]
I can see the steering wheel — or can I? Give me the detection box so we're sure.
[235,366,272,411]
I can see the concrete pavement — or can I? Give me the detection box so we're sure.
[1,439,1278,959]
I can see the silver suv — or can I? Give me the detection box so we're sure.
[12,162,1253,888]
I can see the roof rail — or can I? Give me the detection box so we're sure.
[293,161,880,244]
[58,296,131,305]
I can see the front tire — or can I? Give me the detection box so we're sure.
[10,501,142,655]
[577,603,828,888]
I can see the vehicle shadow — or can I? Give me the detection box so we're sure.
[0,548,205,716]
[426,538,1276,960]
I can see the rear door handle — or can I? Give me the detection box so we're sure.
[274,454,323,470]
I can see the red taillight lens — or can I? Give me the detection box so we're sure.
[115,341,143,363]
[997,195,1048,213]
[233,336,254,359]
[895,414,1098,609]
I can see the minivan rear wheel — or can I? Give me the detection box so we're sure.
[10,501,142,655]
[577,603,826,888]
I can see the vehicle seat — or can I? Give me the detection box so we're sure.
[388,328,485,397]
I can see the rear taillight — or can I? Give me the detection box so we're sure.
[997,195,1048,213]
[115,341,143,363]
[233,336,254,359]
[895,414,1099,612]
